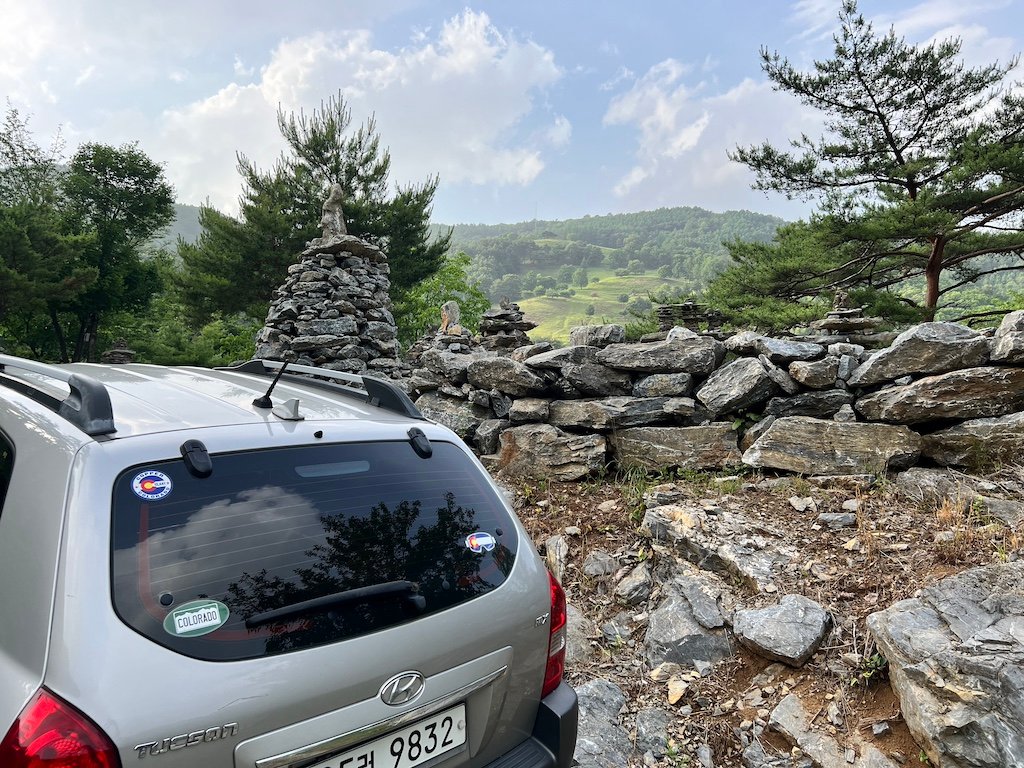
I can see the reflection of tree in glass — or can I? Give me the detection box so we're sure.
[226,492,512,653]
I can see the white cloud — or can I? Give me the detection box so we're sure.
[168,70,187,83]
[604,67,823,214]
[40,81,58,105]
[788,0,841,41]
[545,115,572,148]
[74,65,96,87]
[879,0,1012,37]
[233,56,255,78]
[156,9,563,211]
[600,65,636,92]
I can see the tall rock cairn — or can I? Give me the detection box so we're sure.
[253,184,404,377]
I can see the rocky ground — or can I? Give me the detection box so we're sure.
[500,465,1024,767]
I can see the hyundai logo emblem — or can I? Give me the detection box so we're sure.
[379,671,426,707]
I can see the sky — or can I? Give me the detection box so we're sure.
[1,0,1021,225]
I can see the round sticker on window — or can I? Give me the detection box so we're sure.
[132,470,173,501]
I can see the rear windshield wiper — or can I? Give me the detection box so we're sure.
[245,580,424,628]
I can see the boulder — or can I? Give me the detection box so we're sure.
[522,345,599,370]
[769,694,898,768]
[921,411,1024,467]
[596,338,723,374]
[466,357,545,396]
[573,680,636,768]
[742,417,921,475]
[724,330,763,355]
[868,562,1024,767]
[644,587,733,669]
[565,604,596,665]
[413,392,490,439]
[611,425,741,471]
[733,595,831,667]
[632,372,694,398]
[569,324,626,348]
[418,348,482,383]
[548,397,705,431]
[990,310,1024,363]
[497,423,606,481]
[849,322,990,387]
[614,562,653,606]
[696,357,777,416]
[562,363,633,397]
[764,390,854,419]
[634,709,672,760]
[788,356,839,389]
[642,503,795,593]
[509,342,553,361]
[855,367,1024,424]
[753,337,825,365]
[508,397,550,423]
[759,355,801,395]
[473,418,509,455]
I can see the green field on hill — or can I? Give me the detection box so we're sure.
[517,271,686,343]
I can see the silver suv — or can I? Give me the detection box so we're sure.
[0,354,576,768]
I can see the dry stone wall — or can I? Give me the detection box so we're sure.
[407,312,1024,480]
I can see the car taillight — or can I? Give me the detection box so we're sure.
[542,570,568,698]
[0,688,120,768]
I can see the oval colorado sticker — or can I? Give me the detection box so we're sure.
[163,599,230,638]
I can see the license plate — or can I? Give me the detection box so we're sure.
[310,704,467,768]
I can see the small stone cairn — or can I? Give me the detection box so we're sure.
[808,289,885,337]
[478,298,536,351]
[253,184,406,377]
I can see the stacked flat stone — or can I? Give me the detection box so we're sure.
[478,302,536,351]
[253,233,406,377]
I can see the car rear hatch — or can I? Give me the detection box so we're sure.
[44,430,555,768]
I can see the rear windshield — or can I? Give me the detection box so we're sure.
[111,440,518,660]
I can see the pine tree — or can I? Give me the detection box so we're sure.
[724,0,1024,320]
[179,93,451,323]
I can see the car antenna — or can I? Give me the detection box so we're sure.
[252,360,291,409]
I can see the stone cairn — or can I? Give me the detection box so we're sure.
[807,288,886,341]
[253,184,406,378]
[655,299,724,332]
[478,299,536,351]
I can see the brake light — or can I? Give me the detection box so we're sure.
[0,688,120,768]
[542,570,567,698]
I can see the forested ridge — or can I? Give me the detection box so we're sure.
[435,207,783,302]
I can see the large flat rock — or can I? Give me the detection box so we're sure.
[742,416,920,475]
[921,411,1024,467]
[848,322,989,387]
[855,367,1024,424]
[596,337,723,374]
[497,423,606,480]
[611,425,741,471]
[548,397,706,431]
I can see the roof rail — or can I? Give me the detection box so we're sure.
[0,354,116,437]
[220,360,424,420]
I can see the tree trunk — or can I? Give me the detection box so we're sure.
[924,237,946,321]
[48,307,69,363]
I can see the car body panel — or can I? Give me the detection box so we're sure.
[42,422,552,766]
[0,392,86,731]
[0,359,575,768]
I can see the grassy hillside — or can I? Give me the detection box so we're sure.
[518,270,685,342]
